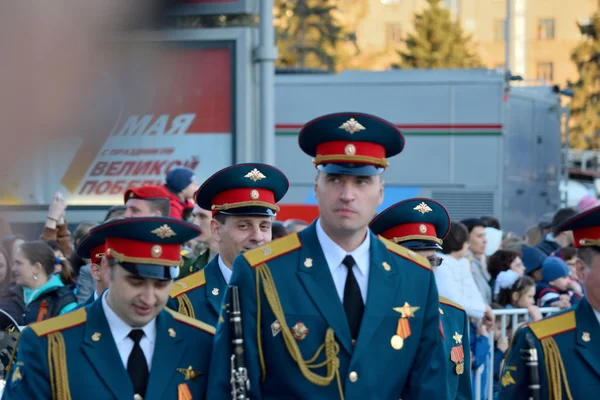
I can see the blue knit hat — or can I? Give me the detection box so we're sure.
[165,167,196,194]
[541,256,570,283]
[521,245,547,275]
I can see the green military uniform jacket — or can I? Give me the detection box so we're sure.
[179,249,212,280]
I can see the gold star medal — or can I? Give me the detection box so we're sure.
[450,333,465,375]
[391,302,420,350]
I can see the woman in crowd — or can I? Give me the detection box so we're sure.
[2,235,25,265]
[0,241,77,325]
[0,247,12,297]
[487,249,525,298]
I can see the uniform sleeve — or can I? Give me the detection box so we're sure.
[497,326,538,400]
[401,270,448,399]
[206,254,262,400]
[2,328,51,400]
[456,312,473,400]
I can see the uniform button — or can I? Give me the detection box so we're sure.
[349,371,358,382]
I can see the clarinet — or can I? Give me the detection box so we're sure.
[523,333,541,400]
[229,285,249,400]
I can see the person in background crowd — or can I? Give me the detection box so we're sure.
[577,194,600,212]
[74,230,111,307]
[68,222,97,277]
[496,275,542,322]
[180,204,216,279]
[461,218,492,305]
[535,207,577,255]
[2,235,26,266]
[482,215,502,257]
[164,167,198,220]
[103,205,126,222]
[437,222,494,324]
[0,216,12,241]
[520,245,546,283]
[44,241,76,288]
[487,249,525,298]
[500,236,526,252]
[0,247,13,296]
[524,225,542,246]
[39,191,73,258]
[537,256,582,309]
[0,241,77,325]
[72,223,99,304]
[122,185,171,218]
[271,220,289,240]
[554,246,584,295]
[285,219,308,233]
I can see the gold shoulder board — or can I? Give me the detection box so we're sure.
[171,269,206,298]
[439,296,465,311]
[378,236,431,270]
[29,308,87,337]
[244,233,301,268]
[165,308,216,335]
[529,311,576,340]
[180,249,190,257]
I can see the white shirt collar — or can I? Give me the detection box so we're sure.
[218,255,232,284]
[315,218,370,277]
[101,290,157,347]
[94,290,99,301]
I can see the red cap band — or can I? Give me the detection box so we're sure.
[380,223,438,243]
[104,237,181,266]
[210,188,277,216]
[573,226,600,248]
[314,141,387,167]
[90,244,105,265]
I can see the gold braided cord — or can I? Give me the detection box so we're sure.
[578,238,600,247]
[313,154,388,168]
[256,269,267,382]
[177,294,195,319]
[392,235,443,245]
[212,201,280,212]
[106,248,183,267]
[47,332,71,400]
[256,263,344,400]
[541,338,573,400]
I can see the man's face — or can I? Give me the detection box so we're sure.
[212,215,272,268]
[414,249,439,273]
[91,257,111,294]
[468,226,487,255]
[106,264,172,327]
[181,179,199,201]
[314,172,383,238]
[579,251,600,310]
[123,198,159,218]
[192,205,212,243]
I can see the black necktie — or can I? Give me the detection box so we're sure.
[127,329,149,397]
[342,255,364,341]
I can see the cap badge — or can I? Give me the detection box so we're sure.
[245,168,266,182]
[339,118,366,134]
[250,189,260,200]
[151,224,176,239]
[291,322,309,341]
[344,143,356,155]
[413,202,433,215]
[151,245,163,258]
[419,224,427,234]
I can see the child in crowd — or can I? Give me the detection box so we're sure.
[537,256,582,309]
[554,246,584,295]
[496,274,542,322]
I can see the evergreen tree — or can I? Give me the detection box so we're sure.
[274,0,358,71]
[393,0,482,69]
[569,13,600,149]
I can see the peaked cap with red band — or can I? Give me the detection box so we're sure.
[195,163,289,217]
[123,185,170,204]
[76,233,106,265]
[370,198,450,251]
[77,217,201,281]
[298,112,405,176]
[554,204,600,248]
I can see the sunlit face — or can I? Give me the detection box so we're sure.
[91,257,111,295]
[212,215,272,268]
[580,252,600,310]
[12,247,43,288]
[0,252,8,284]
[314,173,383,238]
[415,249,438,273]
[123,198,159,218]
[181,179,199,201]
[550,276,570,291]
[468,226,487,255]
[510,256,526,276]
[106,264,172,327]
[192,205,212,243]
[514,285,536,308]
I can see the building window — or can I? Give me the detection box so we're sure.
[385,23,403,46]
[538,19,555,40]
[536,62,554,81]
[494,19,505,41]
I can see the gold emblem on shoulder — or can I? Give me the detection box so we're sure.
[151,224,176,239]
[304,258,313,268]
[245,168,266,182]
[151,245,163,258]
[344,143,356,155]
[261,247,272,256]
[92,332,101,342]
[583,332,591,342]
[339,118,366,134]
[382,261,391,271]
[413,202,433,214]
[250,189,260,200]
[169,328,176,338]
[501,370,516,387]
[11,366,22,383]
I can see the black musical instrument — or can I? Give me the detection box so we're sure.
[229,285,249,400]
[523,333,541,400]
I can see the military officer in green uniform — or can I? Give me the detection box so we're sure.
[3,217,216,400]
[206,113,448,399]
[168,163,289,327]
[370,198,472,400]
[179,204,216,279]
[499,204,600,399]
